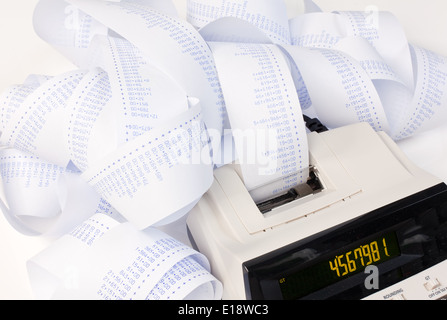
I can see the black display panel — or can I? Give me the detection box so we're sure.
[278,231,401,300]
[243,183,447,300]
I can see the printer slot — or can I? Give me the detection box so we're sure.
[256,167,324,214]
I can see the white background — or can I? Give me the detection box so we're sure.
[0,0,446,299]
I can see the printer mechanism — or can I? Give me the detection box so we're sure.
[187,123,447,300]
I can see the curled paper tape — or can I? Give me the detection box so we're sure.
[1,0,447,300]
[27,214,223,300]
[0,147,125,237]
[187,0,447,140]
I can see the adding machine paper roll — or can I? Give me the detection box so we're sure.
[1,0,447,299]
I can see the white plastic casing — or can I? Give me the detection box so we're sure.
[186,123,445,300]
[364,261,447,300]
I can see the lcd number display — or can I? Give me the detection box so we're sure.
[278,232,401,299]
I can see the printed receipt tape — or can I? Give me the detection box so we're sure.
[0,146,125,237]
[27,214,222,300]
[0,0,446,299]
[187,0,447,140]
[208,42,309,202]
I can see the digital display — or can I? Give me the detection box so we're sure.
[278,231,401,299]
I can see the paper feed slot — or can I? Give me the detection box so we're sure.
[256,167,324,214]
[213,125,370,235]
